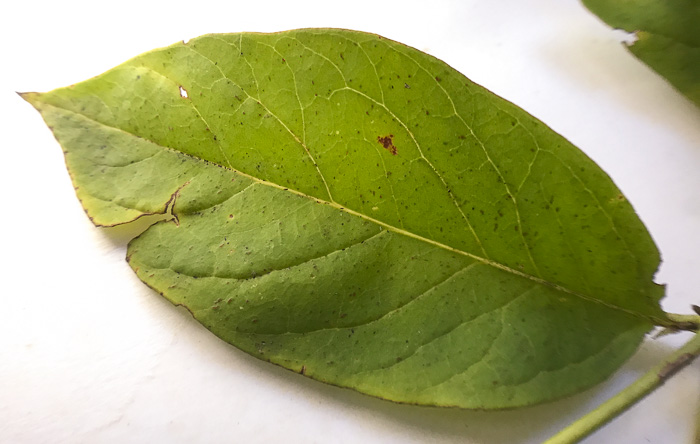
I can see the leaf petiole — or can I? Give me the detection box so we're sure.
[544,330,700,444]
[665,312,700,332]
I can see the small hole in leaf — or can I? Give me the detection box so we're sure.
[179,86,189,98]
[612,29,638,46]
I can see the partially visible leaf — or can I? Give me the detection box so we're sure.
[583,0,700,107]
[23,29,668,409]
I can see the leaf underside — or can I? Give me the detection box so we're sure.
[25,29,667,409]
[583,0,700,107]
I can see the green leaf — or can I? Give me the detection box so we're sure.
[582,0,700,107]
[23,29,668,409]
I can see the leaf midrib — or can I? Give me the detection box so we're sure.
[35,97,663,326]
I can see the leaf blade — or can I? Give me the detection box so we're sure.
[582,0,700,107]
[25,29,667,408]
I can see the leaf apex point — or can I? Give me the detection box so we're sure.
[18,91,42,107]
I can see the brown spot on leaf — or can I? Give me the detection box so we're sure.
[377,134,397,155]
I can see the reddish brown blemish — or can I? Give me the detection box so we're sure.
[377,134,397,155]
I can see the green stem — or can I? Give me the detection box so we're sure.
[544,331,700,444]
[666,313,700,331]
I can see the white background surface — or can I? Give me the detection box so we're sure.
[1,1,699,443]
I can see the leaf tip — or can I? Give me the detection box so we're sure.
[17,91,42,108]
